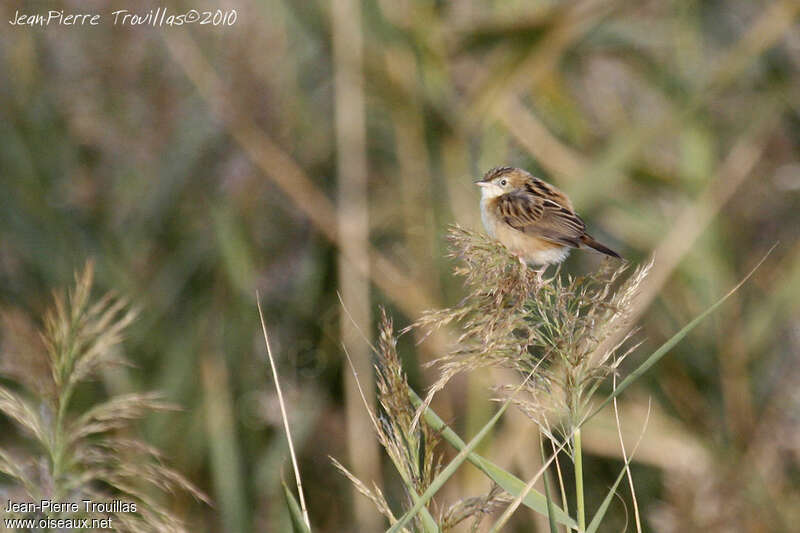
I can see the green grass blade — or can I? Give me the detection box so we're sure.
[388,372,537,533]
[387,397,510,532]
[540,439,559,533]
[282,480,311,533]
[588,247,773,422]
[585,465,627,533]
[419,509,440,533]
[409,390,577,529]
[409,489,440,533]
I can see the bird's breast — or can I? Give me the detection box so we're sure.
[480,198,570,266]
[495,225,569,265]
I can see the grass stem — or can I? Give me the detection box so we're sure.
[574,427,585,532]
[257,293,311,531]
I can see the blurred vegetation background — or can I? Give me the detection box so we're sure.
[1,0,799,531]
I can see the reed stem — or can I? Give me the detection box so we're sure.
[574,427,585,531]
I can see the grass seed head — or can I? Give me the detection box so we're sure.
[0,263,207,532]
[411,225,651,433]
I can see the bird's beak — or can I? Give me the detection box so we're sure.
[474,180,489,187]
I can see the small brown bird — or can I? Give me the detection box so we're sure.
[476,166,620,274]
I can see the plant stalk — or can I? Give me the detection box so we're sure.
[574,427,585,532]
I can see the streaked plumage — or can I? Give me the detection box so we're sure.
[476,166,620,268]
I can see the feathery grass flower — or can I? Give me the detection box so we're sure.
[0,263,208,533]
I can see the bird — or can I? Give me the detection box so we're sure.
[476,166,621,276]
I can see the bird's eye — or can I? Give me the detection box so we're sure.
[500,179,507,186]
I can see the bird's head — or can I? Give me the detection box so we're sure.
[475,166,529,198]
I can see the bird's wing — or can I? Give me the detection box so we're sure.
[496,190,586,247]
[523,177,574,211]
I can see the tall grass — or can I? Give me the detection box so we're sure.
[329,225,767,531]
[330,227,656,531]
[0,264,207,532]
[1,0,798,530]
[409,227,650,436]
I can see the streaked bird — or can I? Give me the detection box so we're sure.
[476,166,621,276]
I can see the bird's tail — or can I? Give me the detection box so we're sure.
[580,234,621,259]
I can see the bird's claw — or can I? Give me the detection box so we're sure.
[534,265,548,283]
